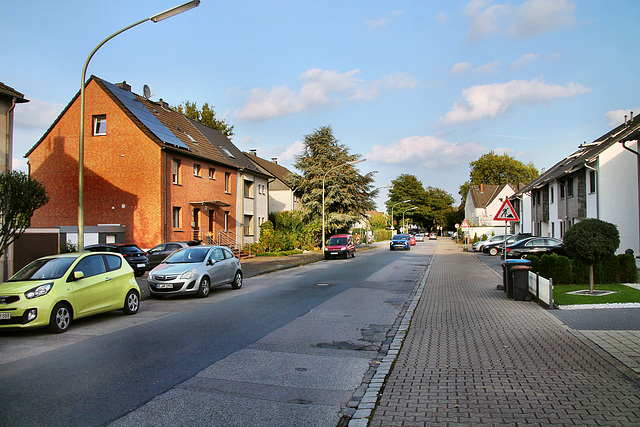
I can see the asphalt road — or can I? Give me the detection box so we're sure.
[0,241,433,426]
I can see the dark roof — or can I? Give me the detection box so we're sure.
[515,113,640,195]
[0,82,28,103]
[243,151,295,187]
[469,184,513,208]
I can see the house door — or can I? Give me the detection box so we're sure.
[193,208,200,240]
[208,210,216,244]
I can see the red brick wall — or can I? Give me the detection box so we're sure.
[27,79,237,249]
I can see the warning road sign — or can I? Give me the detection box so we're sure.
[494,199,519,221]
[461,219,470,228]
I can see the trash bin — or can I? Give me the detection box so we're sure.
[511,265,532,301]
[502,259,531,298]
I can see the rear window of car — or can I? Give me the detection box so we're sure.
[119,245,143,254]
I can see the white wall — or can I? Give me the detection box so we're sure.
[598,141,639,255]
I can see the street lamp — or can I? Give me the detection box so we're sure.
[322,159,365,253]
[402,206,418,233]
[77,0,200,251]
[390,199,410,234]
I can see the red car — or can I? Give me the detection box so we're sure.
[408,234,416,245]
[324,234,356,259]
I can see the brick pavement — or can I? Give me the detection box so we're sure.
[364,239,640,426]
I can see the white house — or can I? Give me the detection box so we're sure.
[244,150,301,214]
[512,112,640,256]
[465,184,517,238]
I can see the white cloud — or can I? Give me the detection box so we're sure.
[511,53,540,71]
[475,60,501,75]
[365,9,404,29]
[277,140,305,164]
[604,108,640,127]
[14,98,64,129]
[366,135,487,170]
[464,0,577,41]
[439,77,590,125]
[235,69,417,122]
[436,11,448,22]
[452,62,472,75]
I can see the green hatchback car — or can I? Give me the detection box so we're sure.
[0,252,140,333]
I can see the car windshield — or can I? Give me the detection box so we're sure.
[328,237,348,245]
[8,256,78,281]
[165,247,209,264]
[392,235,407,241]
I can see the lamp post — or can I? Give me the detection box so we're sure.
[402,206,418,233]
[390,199,410,235]
[322,159,365,253]
[77,0,200,251]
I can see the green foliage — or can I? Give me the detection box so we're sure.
[618,254,639,283]
[288,126,376,234]
[257,212,320,252]
[174,101,234,137]
[571,258,590,284]
[564,219,620,265]
[374,229,392,242]
[60,240,77,253]
[257,249,303,257]
[386,174,454,231]
[538,254,573,285]
[523,254,540,272]
[459,151,539,204]
[368,212,387,230]
[0,170,49,257]
[553,284,640,305]
[594,255,619,285]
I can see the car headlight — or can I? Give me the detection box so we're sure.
[180,268,197,280]
[25,282,53,299]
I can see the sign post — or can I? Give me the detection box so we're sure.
[493,199,520,260]
[461,219,470,246]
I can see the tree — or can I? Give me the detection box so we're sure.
[563,219,620,293]
[288,126,377,236]
[0,170,49,257]
[174,101,234,137]
[368,212,388,230]
[459,151,538,204]
[386,174,454,231]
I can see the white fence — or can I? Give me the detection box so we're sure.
[528,271,554,307]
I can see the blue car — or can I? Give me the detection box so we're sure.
[390,234,411,251]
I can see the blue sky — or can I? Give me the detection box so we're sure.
[3,0,639,210]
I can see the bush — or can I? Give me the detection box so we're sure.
[571,258,590,285]
[618,253,639,283]
[594,255,619,284]
[523,254,540,272]
[60,240,77,253]
[538,253,572,284]
[256,249,303,257]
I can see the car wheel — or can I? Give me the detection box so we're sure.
[489,247,498,256]
[49,302,71,333]
[197,276,210,298]
[352,251,356,258]
[123,289,140,315]
[231,271,243,289]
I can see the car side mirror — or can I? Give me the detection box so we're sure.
[73,271,85,280]
[207,259,215,266]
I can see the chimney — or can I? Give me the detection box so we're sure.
[631,111,634,122]
[159,98,170,110]
[249,149,257,156]
[115,81,131,92]
[271,157,278,164]
[480,183,484,192]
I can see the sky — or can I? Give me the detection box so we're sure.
[3,0,640,210]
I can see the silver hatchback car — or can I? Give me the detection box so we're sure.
[147,246,242,298]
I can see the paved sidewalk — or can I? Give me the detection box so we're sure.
[360,239,640,426]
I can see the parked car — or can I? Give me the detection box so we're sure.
[408,234,417,245]
[146,241,201,269]
[0,252,140,333]
[482,233,532,256]
[429,233,437,240]
[84,243,149,277]
[505,237,565,259]
[390,234,411,251]
[147,245,242,298]
[473,234,510,252]
[324,234,356,259]
[414,233,425,242]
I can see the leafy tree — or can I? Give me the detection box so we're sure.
[368,212,388,230]
[288,126,377,236]
[459,151,538,204]
[174,101,234,137]
[563,218,620,293]
[386,174,454,231]
[0,170,49,257]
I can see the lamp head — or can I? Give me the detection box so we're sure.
[151,0,200,22]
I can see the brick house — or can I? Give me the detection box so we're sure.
[26,76,270,251]
[511,113,640,255]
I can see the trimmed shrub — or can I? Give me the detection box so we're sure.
[618,253,639,283]
[594,255,619,284]
[523,254,540,273]
[538,254,573,285]
[571,258,590,285]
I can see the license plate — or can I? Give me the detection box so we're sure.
[0,312,10,320]
[330,252,338,255]
[137,263,146,268]
[157,283,173,289]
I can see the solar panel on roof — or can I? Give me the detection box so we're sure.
[101,79,190,151]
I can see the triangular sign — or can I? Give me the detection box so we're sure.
[460,219,470,228]
[494,199,520,221]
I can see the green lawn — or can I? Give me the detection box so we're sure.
[554,284,640,305]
